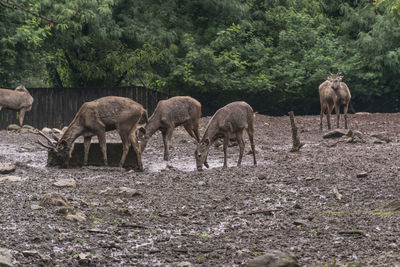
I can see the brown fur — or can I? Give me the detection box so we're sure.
[0,85,34,126]
[195,101,257,171]
[138,96,202,160]
[319,74,351,130]
[55,96,147,170]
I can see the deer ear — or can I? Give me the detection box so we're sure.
[138,126,146,135]
[58,140,68,150]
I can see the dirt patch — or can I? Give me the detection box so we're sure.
[0,113,400,266]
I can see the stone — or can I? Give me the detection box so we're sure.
[0,176,22,183]
[53,178,77,188]
[175,262,195,267]
[246,250,299,267]
[0,162,16,174]
[30,204,43,210]
[371,132,391,143]
[118,187,141,197]
[323,129,348,139]
[40,192,71,208]
[6,124,20,132]
[357,172,368,178]
[65,211,87,222]
[41,127,53,134]
[0,248,14,267]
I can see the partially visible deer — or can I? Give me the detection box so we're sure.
[0,85,34,126]
[195,101,257,171]
[319,73,351,130]
[38,96,147,170]
[138,96,202,161]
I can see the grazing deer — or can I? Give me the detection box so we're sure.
[195,101,257,171]
[319,73,351,130]
[138,96,202,160]
[38,96,147,170]
[0,85,34,126]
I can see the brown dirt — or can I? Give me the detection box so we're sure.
[0,113,400,266]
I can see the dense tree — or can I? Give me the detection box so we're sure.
[0,0,399,113]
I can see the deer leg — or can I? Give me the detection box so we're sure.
[223,133,230,169]
[335,104,340,128]
[162,128,173,161]
[344,103,349,129]
[320,105,325,131]
[247,125,257,166]
[193,121,201,142]
[118,133,130,169]
[129,130,143,171]
[97,131,108,166]
[236,131,245,167]
[83,136,92,165]
[327,105,333,130]
[18,109,26,126]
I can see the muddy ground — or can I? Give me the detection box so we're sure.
[1,113,400,266]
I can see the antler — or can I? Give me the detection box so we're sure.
[36,140,54,150]
[37,131,57,146]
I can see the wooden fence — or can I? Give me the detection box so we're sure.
[0,86,168,130]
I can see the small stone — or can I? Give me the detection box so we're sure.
[198,181,206,186]
[357,172,368,178]
[389,243,398,249]
[371,132,391,143]
[0,247,14,267]
[175,261,195,267]
[41,127,52,134]
[30,204,43,210]
[247,250,299,267]
[118,187,141,197]
[22,250,40,257]
[0,162,16,174]
[53,178,76,188]
[40,192,71,208]
[65,211,87,222]
[323,129,348,139]
[6,124,20,132]
[0,176,22,183]
[114,198,124,204]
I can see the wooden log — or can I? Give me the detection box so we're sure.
[47,142,141,170]
[288,111,303,152]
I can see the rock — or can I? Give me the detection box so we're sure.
[53,178,77,188]
[323,129,348,139]
[114,198,124,204]
[65,211,87,222]
[357,172,368,178]
[22,125,35,130]
[198,181,206,186]
[40,192,71,208]
[22,250,40,257]
[6,124,20,132]
[343,130,365,143]
[118,187,141,197]
[246,250,299,267]
[371,132,391,143]
[51,128,62,134]
[0,162,16,174]
[41,127,52,134]
[175,262,195,267]
[0,248,14,267]
[30,204,43,210]
[0,176,23,183]
[293,219,310,227]
[355,112,370,115]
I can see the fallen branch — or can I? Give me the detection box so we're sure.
[288,111,303,152]
[332,186,343,200]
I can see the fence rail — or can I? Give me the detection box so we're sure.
[0,86,168,130]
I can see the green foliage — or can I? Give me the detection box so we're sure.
[1,0,400,113]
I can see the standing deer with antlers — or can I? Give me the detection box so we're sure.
[319,72,351,130]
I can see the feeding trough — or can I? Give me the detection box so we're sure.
[47,142,142,170]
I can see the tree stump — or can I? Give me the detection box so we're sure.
[288,111,303,152]
[47,142,141,170]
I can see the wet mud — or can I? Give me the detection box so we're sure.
[0,113,400,266]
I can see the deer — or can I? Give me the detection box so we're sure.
[137,96,202,161]
[195,101,257,171]
[319,72,351,130]
[38,96,147,170]
[0,85,34,126]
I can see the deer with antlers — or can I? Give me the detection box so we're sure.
[38,96,147,170]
